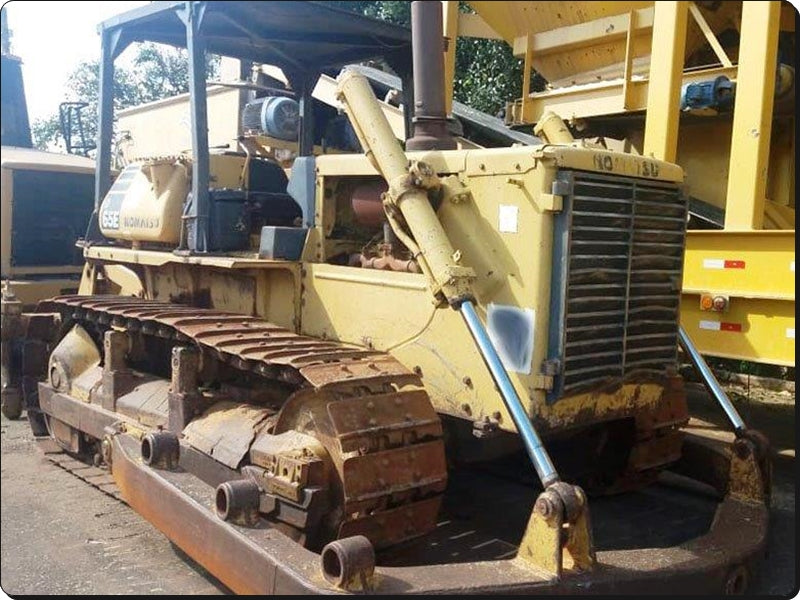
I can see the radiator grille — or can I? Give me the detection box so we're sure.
[548,171,688,401]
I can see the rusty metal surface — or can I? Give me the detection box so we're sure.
[182,401,274,469]
[39,296,397,386]
[36,294,448,551]
[342,442,447,507]
[28,388,770,595]
[107,427,768,595]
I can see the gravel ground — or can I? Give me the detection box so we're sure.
[0,414,227,595]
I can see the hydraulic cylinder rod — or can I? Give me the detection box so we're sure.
[337,69,472,301]
[461,300,560,487]
[678,325,746,433]
[336,70,562,489]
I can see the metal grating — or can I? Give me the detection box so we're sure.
[548,171,688,401]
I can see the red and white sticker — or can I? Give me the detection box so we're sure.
[703,259,746,270]
[699,320,742,332]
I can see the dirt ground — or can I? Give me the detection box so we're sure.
[0,381,795,596]
[0,415,227,595]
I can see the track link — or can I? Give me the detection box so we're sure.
[36,295,447,549]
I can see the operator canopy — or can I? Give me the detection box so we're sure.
[98,0,412,78]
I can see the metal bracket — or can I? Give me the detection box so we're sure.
[516,483,596,577]
[728,431,772,504]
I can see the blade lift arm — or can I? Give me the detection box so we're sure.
[336,70,594,576]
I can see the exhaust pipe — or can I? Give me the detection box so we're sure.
[406,1,457,151]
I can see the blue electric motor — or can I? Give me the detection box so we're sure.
[680,76,736,113]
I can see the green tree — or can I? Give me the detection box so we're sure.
[329,1,531,117]
[32,43,218,153]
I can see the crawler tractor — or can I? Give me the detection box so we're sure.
[1,1,771,594]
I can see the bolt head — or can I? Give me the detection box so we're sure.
[535,497,555,518]
[733,438,751,459]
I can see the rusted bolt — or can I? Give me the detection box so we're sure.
[479,163,486,170]
[461,403,472,416]
[413,366,423,376]
[492,411,502,421]
[369,418,377,426]
[733,438,751,459]
[101,437,113,465]
[366,400,374,409]
[462,376,473,388]
[535,496,556,519]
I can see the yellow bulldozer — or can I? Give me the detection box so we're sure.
[1,11,96,419]
[0,1,772,594]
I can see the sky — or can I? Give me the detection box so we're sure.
[2,0,150,123]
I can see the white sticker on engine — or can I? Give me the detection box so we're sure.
[791,261,795,273]
[787,328,795,339]
[499,205,519,233]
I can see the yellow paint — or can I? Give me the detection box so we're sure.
[681,230,795,366]
[461,1,794,365]
[508,64,738,125]
[4,279,81,308]
[724,1,781,230]
[516,508,562,575]
[308,143,679,433]
[443,1,459,115]
[116,85,244,159]
[687,2,732,68]
[681,297,794,367]
[642,1,688,163]
[467,1,738,88]
[682,231,795,300]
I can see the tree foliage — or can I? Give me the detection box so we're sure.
[32,2,532,152]
[329,1,526,117]
[32,43,218,153]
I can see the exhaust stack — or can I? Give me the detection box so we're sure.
[406,1,457,151]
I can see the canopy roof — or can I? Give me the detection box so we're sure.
[99,1,412,75]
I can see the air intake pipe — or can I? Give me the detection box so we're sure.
[406,0,457,151]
